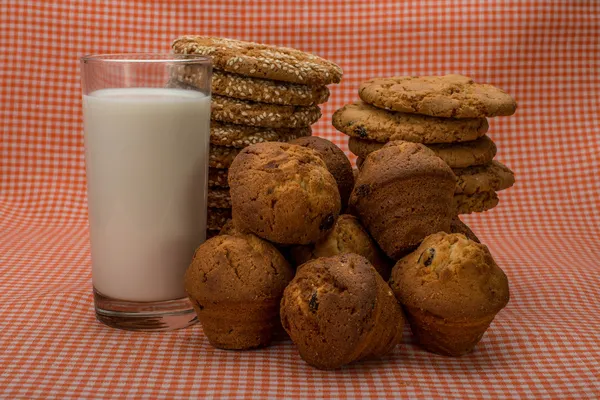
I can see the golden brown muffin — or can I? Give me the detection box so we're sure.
[349,141,456,259]
[184,233,294,350]
[389,232,509,356]
[280,254,404,369]
[289,136,355,210]
[229,142,341,245]
[290,214,392,279]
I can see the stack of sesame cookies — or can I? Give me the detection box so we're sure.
[171,36,343,236]
[333,74,517,215]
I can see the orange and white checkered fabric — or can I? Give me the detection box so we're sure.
[1,1,599,398]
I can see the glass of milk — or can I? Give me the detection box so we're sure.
[80,54,211,331]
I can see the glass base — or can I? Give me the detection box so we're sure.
[94,287,198,331]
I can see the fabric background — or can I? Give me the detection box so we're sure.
[1,1,599,398]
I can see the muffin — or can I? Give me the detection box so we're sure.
[289,136,355,209]
[349,141,456,259]
[290,214,392,279]
[228,142,341,245]
[184,233,294,350]
[389,232,509,356]
[280,253,405,369]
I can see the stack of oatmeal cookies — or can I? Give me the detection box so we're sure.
[171,36,342,237]
[333,74,516,215]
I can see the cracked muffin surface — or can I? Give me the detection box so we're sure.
[229,142,341,245]
[184,233,294,350]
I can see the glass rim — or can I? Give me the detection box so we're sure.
[80,53,211,64]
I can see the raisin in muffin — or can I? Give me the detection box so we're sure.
[349,141,456,259]
[289,136,354,209]
[389,232,509,356]
[184,233,294,350]
[290,214,392,279]
[229,142,341,245]
[280,253,404,369]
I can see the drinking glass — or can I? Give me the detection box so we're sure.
[80,53,212,331]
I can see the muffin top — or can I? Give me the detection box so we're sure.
[353,140,456,191]
[390,232,509,319]
[289,136,354,209]
[229,142,341,245]
[290,214,391,279]
[184,233,294,303]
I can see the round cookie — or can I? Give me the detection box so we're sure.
[208,168,229,188]
[453,160,515,195]
[208,188,231,209]
[280,253,405,369]
[185,233,294,350]
[289,136,355,210]
[290,214,392,279]
[210,145,240,169]
[454,191,499,214]
[349,135,497,169]
[213,70,330,106]
[449,216,480,243]
[211,121,312,148]
[332,101,488,143]
[349,141,457,259]
[359,74,517,118]
[356,157,365,170]
[173,68,330,106]
[228,142,341,245]
[172,36,343,85]
[212,95,321,128]
[207,207,231,230]
[389,232,509,356]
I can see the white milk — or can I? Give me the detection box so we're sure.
[83,88,210,302]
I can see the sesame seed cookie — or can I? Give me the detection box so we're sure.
[172,36,343,86]
[208,188,231,209]
[209,145,240,169]
[348,135,497,169]
[208,167,229,188]
[212,95,321,128]
[176,68,330,106]
[211,121,312,149]
[332,102,488,143]
[207,207,232,230]
[359,75,517,118]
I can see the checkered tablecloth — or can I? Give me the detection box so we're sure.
[1,1,599,398]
